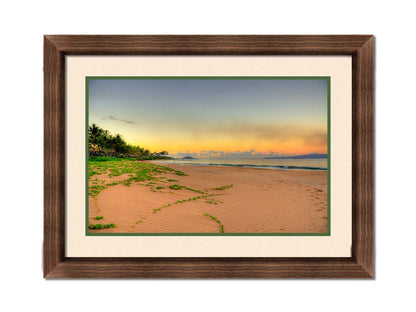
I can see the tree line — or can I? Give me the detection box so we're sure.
[88,124,170,160]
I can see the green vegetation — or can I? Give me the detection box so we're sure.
[89,124,170,160]
[87,132,232,232]
[169,184,205,194]
[89,223,116,230]
[205,198,221,205]
[88,156,123,162]
[184,187,205,194]
[169,184,184,190]
[211,184,234,191]
[203,213,225,233]
[149,194,223,216]
[88,158,187,197]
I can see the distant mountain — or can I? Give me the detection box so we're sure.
[181,156,195,160]
[264,153,327,159]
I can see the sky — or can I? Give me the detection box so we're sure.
[88,78,328,157]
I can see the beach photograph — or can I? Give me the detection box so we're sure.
[87,77,329,234]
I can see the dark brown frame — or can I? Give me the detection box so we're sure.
[44,35,374,279]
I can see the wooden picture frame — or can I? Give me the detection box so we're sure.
[44,35,374,279]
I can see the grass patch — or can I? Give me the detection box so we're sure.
[205,199,219,205]
[211,184,234,191]
[89,156,122,162]
[169,184,205,194]
[89,223,116,230]
[185,187,205,194]
[150,194,223,215]
[175,171,187,176]
[169,184,185,190]
[203,213,225,233]
[88,158,189,197]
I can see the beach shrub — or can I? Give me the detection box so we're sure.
[185,187,205,194]
[169,184,185,190]
[211,184,234,191]
[205,198,219,205]
[168,184,205,194]
[89,156,122,162]
[89,223,103,230]
[93,216,104,220]
[88,158,191,198]
[203,213,225,233]
[89,223,116,230]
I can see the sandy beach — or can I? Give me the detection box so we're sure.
[88,161,328,234]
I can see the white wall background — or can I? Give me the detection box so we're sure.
[1,0,414,311]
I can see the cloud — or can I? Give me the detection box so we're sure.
[171,151,198,157]
[101,115,135,124]
[170,149,327,158]
[134,119,325,145]
[197,150,282,157]
[211,122,326,144]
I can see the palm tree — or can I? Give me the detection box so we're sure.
[88,124,104,156]
[96,130,112,156]
[88,124,171,160]
[143,149,150,158]
[111,134,128,155]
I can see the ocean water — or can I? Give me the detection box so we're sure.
[154,156,327,170]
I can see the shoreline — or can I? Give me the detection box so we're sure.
[88,160,328,234]
[151,160,327,171]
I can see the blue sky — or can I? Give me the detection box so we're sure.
[89,78,328,156]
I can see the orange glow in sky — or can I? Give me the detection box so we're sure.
[89,78,328,157]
